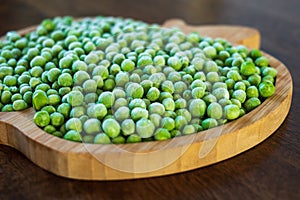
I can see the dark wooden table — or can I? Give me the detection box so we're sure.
[0,0,299,199]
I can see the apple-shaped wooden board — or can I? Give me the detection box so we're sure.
[0,19,292,180]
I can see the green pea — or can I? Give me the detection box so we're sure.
[149,102,165,115]
[41,105,56,115]
[161,117,175,131]
[34,110,50,127]
[255,56,269,67]
[126,134,142,143]
[67,90,83,107]
[115,71,129,87]
[259,81,275,98]
[65,117,82,132]
[56,103,71,119]
[64,130,82,142]
[232,90,247,103]
[83,118,101,135]
[128,98,146,109]
[12,99,28,111]
[189,99,206,118]
[121,119,135,136]
[126,82,144,99]
[50,112,64,127]
[146,87,160,101]
[32,90,48,110]
[114,106,130,121]
[246,86,259,98]
[102,118,120,138]
[154,128,171,141]
[175,115,188,130]
[136,118,155,138]
[202,118,218,130]
[224,104,240,120]
[87,103,107,120]
[72,60,87,72]
[167,56,182,71]
[98,91,115,108]
[162,98,175,111]
[244,97,261,112]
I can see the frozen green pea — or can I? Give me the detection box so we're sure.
[98,91,115,108]
[153,55,166,67]
[67,90,83,106]
[174,81,187,95]
[72,71,89,86]
[128,98,146,109]
[131,107,148,121]
[65,117,82,132]
[212,87,230,100]
[240,60,256,76]
[176,108,192,122]
[207,102,223,119]
[32,90,48,110]
[64,130,82,142]
[102,118,120,138]
[206,71,219,83]
[204,60,218,73]
[255,56,269,67]
[162,98,175,111]
[192,87,205,99]
[82,79,97,93]
[114,106,130,121]
[83,118,101,134]
[182,125,196,135]
[161,117,175,131]
[202,118,218,130]
[12,99,28,111]
[161,80,175,94]
[34,110,50,127]
[121,119,135,136]
[167,56,182,71]
[136,118,155,138]
[168,71,181,83]
[244,97,261,112]
[262,67,277,78]
[126,82,144,99]
[154,128,171,141]
[87,103,107,119]
[189,99,206,118]
[232,90,247,103]
[70,106,85,118]
[115,71,129,87]
[149,113,162,127]
[203,46,217,58]
[227,70,242,82]
[50,112,64,127]
[259,81,275,98]
[94,133,111,144]
[224,104,240,120]
[137,56,153,68]
[175,115,188,130]
[246,86,259,98]
[126,134,142,143]
[149,102,165,115]
[57,103,71,119]
[146,87,160,101]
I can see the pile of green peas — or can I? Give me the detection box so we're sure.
[0,16,277,144]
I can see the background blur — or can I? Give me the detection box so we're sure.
[1,0,299,64]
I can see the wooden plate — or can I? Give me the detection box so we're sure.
[0,19,292,180]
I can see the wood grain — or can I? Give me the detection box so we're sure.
[0,19,292,180]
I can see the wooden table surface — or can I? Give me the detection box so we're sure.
[0,0,299,199]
